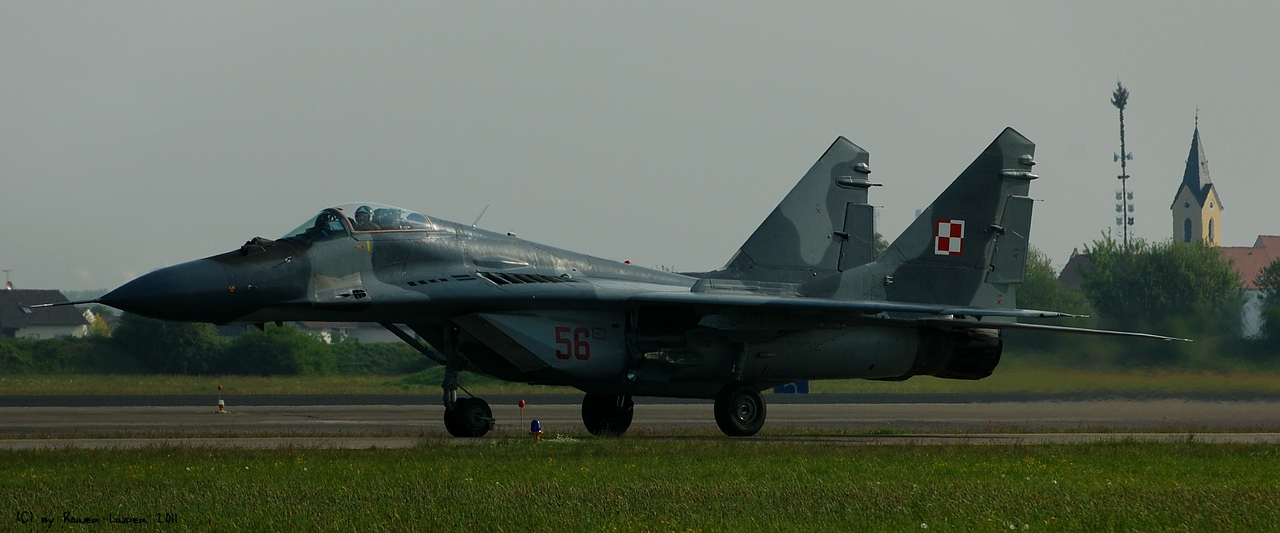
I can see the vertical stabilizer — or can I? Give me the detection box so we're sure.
[819,128,1037,308]
[700,137,878,283]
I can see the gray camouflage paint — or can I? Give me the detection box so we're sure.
[694,137,876,283]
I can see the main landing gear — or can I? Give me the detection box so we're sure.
[581,394,634,436]
[714,382,766,437]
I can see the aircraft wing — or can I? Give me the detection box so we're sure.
[915,318,1191,342]
[624,289,1080,320]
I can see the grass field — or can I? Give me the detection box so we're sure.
[4,366,1280,396]
[3,440,1278,532]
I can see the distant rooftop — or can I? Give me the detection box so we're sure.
[1219,236,1280,290]
[1058,249,1090,288]
[0,289,89,330]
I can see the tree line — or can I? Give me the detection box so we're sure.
[1013,234,1280,369]
[0,314,430,376]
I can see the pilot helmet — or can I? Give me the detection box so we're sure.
[355,205,373,220]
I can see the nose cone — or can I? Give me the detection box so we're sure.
[101,259,239,322]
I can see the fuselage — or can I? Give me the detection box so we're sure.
[101,203,1001,399]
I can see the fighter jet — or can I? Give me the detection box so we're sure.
[63,128,1185,437]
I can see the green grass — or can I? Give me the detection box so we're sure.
[4,366,1280,396]
[2,441,1278,531]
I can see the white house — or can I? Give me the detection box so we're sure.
[0,289,91,339]
[1219,236,1280,339]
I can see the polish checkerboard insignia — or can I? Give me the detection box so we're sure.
[934,219,964,256]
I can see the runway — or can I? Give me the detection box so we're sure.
[3,394,1280,449]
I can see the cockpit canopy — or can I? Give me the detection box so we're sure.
[281,203,435,243]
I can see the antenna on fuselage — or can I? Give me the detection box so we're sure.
[471,204,490,228]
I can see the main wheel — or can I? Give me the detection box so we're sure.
[714,383,766,437]
[446,398,494,437]
[581,393,634,436]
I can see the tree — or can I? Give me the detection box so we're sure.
[1257,257,1280,341]
[1015,247,1091,315]
[85,306,112,335]
[221,324,335,376]
[1258,257,1280,301]
[112,314,224,374]
[873,232,890,260]
[1000,247,1097,363]
[1080,234,1241,335]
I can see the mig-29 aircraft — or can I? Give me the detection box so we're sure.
[60,128,1185,437]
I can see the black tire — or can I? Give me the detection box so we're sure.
[581,393,634,436]
[714,383,766,437]
[443,401,463,437]
[447,398,493,438]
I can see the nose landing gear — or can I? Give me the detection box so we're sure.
[381,322,496,438]
[445,397,494,438]
[439,328,493,438]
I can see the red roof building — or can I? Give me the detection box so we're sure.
[1218,236,1280,290]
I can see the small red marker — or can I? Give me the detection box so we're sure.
[624,260,631,265]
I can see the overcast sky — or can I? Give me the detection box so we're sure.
[4,2,1278,291]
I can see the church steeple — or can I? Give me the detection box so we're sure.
[1171,117,1223,246]
[1180,125,1214,205]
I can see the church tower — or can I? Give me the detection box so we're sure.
[1170,124,1223,245]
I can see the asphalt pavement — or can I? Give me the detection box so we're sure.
[3,394,1280,449]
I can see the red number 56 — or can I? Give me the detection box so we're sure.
[554,326,591,360]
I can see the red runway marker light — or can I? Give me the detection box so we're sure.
[518,399,526,408]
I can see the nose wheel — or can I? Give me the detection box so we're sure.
[581,394,634,436]
[433,325,493,438]
[445,397,494,437]
[714,383,766,437]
